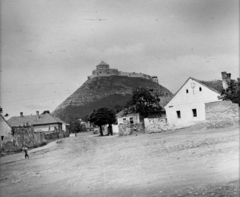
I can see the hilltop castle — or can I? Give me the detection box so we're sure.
[88,61,159,84]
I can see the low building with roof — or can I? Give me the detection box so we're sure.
[8,111,67,133]
[164,72,230,128]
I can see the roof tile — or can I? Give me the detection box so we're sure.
[8,113,64,127]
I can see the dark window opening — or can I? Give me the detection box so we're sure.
[130,117,134,124]
[186,89,188,93]
[192,109,197,117]
[199,87,202,91]
[176,111,181,118]
[1,136,4,141]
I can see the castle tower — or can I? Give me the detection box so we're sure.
[151,76,159,84]
[96,61,109,70]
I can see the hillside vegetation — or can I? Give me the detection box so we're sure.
[53,76,173,122]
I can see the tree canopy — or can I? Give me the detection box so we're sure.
[220,78,240,106]
[124,87,162,118]
[88,107,116,136]
[69,117,86,133]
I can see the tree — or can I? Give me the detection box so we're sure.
[124,87,162,118]
[69,117,85,134]
[220,78,240,106]
[88,107,116,136]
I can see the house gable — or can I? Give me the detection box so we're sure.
[0,114,12,134]
[165,78,220,108]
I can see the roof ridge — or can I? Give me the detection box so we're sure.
[98,60,108,65]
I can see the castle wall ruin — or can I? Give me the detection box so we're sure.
[88,61,158,83]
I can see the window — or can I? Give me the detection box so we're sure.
[199,87,202,91]
[130,117,134,124]
[176,111,181,118]
[1,136,4,141]
[192,109,197,117]
[123,118,126,123]
[186,89,188,93]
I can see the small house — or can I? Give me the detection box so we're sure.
[164,72,228,128]
[8,111,66,133]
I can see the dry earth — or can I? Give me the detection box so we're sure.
[0,125,239,197]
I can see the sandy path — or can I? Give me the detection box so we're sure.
[0,126,239,197]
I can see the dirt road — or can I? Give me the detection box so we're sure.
[0,126,239,197]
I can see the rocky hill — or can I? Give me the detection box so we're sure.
[53,76,173,122]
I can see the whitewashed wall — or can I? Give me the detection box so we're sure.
[117,113,140,125]
[34,123,62,132]
[112,124,119,134]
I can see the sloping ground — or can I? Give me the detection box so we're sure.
[0,126,239,197]
[53,76,173,122]
[56,94,132,122]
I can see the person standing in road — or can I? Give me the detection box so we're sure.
[134,125,138,136]
[22,146,29,159]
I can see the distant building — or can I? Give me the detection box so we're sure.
[8,111,67,132]
[0,114,13,146]
[164,72,228,128]
[88,61,159,84]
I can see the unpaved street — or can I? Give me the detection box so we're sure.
[0,126,239,197]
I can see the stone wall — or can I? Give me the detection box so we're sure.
[1,126,46,153]
[89,67,158,84]
[144,118,173,134]
[205,101,240,128]
[118,123,144,136]
[92,68,119,77]
[44,131,60,140]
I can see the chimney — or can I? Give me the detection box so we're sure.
[36,111,40,119]
[227,73,231,80]
[20,112,23,117]
[221,71,228,90]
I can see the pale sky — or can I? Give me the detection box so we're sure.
[1,0,239,117]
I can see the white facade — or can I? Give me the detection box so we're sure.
[117,113,140,125]
[165,78,220,128]
[34,123,62,132]
[112,124,119,134]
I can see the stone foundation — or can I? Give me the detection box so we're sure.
[144,118,173,134]
[118,123,144,136]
